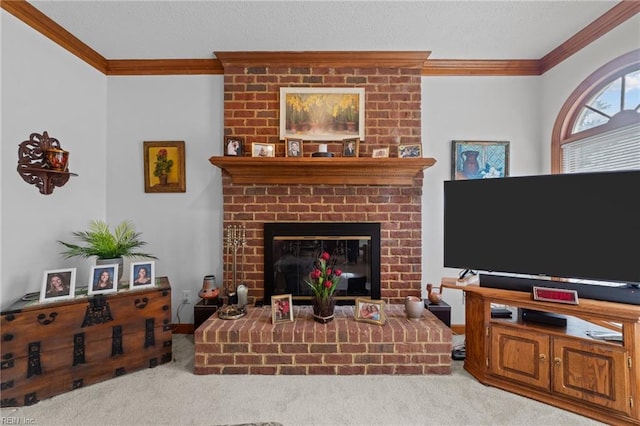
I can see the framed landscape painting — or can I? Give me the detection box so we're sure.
[280,87,365,141]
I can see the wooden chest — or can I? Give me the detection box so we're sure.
[0,277,172,407]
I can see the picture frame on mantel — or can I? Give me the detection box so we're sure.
[451,140,510,180]
[280,87,365,141]
[143,141,186,193]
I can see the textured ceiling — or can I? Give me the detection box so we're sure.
[29,0,618,60]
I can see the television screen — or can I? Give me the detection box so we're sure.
[443,170,640,285]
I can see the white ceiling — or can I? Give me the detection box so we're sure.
[29,0,619,61]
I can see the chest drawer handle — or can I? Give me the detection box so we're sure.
[3,334,14,342]
[37,312,58,325]
[134,298,149,309]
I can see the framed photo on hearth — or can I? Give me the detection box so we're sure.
[451,140,510,180]
[271,294,293,324]
[354,298,385,325]
[40,268,76,303]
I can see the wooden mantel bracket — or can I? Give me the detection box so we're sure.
[208,157,436,186]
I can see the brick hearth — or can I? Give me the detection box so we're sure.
[194,305,452,375]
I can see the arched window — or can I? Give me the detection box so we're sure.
[551,49,640,173]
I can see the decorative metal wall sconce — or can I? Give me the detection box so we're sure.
[17,131,77,195]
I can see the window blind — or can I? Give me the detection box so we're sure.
[562,123,640,173]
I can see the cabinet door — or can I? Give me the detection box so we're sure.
[552,336,629,415]
[490,323,550,391]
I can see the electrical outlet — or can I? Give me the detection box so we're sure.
[182,290,191,304]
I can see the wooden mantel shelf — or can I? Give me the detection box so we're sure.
[209,157,436,186]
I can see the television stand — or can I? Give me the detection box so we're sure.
[441,277,640,425]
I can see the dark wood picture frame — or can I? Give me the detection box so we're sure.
[143,141,186,193]
[285,138,303,157]
[224,136,244,156]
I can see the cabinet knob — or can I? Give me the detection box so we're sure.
[554,357,562,366]
[539,353,547,362]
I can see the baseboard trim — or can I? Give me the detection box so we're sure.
[451,324,465,335]
[173,324,194,334]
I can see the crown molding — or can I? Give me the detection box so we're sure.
[107,59,223,76]
[2,0,108,73]
[422,60,541,76]
[539,0,640,74]
[4,0,638,76]
[214,51,430,69]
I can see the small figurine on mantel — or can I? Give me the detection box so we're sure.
[426,283,442,305]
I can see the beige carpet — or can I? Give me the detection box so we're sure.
[0,334,603,426]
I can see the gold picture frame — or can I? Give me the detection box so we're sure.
[372,147,389,158]
[143,141,186,193]
[252,143,275,157]
[271,294,293,324]
[398,144,422,158]
[354,297,385,325]
[342,138,360,157]
[280,87,365,141]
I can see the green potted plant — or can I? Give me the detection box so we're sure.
[58,220,157,282]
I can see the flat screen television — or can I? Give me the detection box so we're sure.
[443,170,640,288]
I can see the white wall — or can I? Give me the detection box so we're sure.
[421,76,542,325]
[106,76,224,323]
[1,11,107,308]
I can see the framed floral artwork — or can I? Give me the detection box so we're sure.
[280,87,365,141]
[143,141,186,193]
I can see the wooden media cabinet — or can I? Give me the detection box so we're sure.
[442,278,640,425]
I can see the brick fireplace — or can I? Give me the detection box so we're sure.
[213,51,432,306]
[196,52,450,376]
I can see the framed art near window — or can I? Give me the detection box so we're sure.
[451,140,510,180]
[143,141,186,193]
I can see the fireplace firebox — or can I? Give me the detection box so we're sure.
[264,223,381,305]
